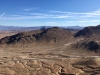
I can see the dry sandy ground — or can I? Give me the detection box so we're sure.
[1,57,100,75]
[0,44,99,75]
[0,56,100,75]
[0,31,18,39]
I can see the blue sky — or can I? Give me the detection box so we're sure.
[1,0,100,27]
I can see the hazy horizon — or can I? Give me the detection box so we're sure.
[1,0,100,27]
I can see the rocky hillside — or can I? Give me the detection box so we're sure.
[74,25,100,37]
[72,25,100,51]
[71,40,100,52]
[0,27,72,44]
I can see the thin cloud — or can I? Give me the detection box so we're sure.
[0,12,5,17]
[50,10,74,14]
[10,15,22,17]
[23,7,38,11]
[65,20,89,23]
[50,10,100,18]
[46,22,57,24]
[90,20,100,22]
[0,12,73,20]
[66,19,100,23]
[1,9,100,22]
[46,22,58,26]
[76,20,90,22]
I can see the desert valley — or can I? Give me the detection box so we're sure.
[0,25,100,75]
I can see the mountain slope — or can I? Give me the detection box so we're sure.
[0,27,72,45]
[74,25,100,37]
[71,25,100,51]
[71,40,100,51]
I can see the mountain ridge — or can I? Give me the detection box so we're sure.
[0,27,72,45]
[74,25,100,37]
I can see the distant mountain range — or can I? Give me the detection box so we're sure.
[0,25,46,31]
[0,25,84,31]
[62,26,84,29]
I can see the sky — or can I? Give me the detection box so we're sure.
[1,0,100,27]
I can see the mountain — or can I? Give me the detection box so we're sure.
[71,25,100,51]
[0,27,72,45]
[0,25,24,30]
[65,25,84,29]
[0,25,52,31]
[0,25,100,52]
[72,40,100,51]
[0,25,84,31]
[74,25,100,37]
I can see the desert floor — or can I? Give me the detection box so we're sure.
[0,44,99,75]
